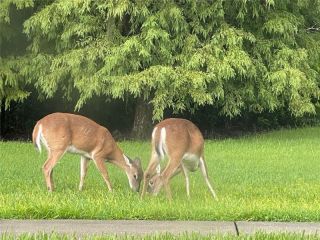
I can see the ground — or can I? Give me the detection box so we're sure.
[1,232,320,240]
[0,127,320,221]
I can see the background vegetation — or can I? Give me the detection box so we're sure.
[1,0,320,139]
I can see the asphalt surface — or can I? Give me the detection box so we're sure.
[1,220,320,236]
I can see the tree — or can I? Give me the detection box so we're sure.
[2,0,320,138]
[0,0,34,138]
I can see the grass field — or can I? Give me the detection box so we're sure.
[1,233,320,240]
[1,127,320,221]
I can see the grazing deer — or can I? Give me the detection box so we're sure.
[141,118,217,200]
[32,112,143,192]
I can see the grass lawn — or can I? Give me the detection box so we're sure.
[1,233,320,240]
[0,127,320,220]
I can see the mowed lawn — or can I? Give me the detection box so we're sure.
[0,127,320,221]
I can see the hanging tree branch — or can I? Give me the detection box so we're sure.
[306,25,320,32]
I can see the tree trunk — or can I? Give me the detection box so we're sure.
[131,97,153,139]
[0,100,5,139]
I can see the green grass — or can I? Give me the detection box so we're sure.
[1,233,320,240]
[1,127,320,220]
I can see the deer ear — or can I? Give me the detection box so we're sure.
[134,157,141,167]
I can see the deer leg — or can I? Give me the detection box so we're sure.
[141,152,160,198]
[163,178,172,201]
[43,150,64,191]
[161,155,182,200]
[93,157,112,191]
[50,169,54,190]
[79,156,90,191]
[199,156,217,199]
[181,164,190,198]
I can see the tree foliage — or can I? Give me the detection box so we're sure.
[0,0,34,107]
[1,0,320,120]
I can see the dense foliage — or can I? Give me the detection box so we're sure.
[0,0,33,107]
[1,0,320,135]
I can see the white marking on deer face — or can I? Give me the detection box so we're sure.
[125,157,143,192]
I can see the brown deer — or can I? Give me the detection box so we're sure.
[32,112,143,192]
[141,118,217,200]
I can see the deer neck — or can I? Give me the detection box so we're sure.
[110,149,133,171]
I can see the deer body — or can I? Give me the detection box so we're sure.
[32,112,142,192]
[141,118,217,199]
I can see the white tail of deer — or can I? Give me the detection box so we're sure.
[32,112,143,192]
[141,118,217,200]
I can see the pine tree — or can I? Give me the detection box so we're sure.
[1,0,320,137]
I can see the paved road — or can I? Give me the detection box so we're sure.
[1,220,320,236]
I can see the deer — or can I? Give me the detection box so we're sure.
[32,112,143,192]
[140,118,217,200]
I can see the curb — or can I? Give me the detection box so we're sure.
[1,220,320,236]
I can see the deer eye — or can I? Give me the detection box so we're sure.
[149,180,153,186]
[134,174,138,180]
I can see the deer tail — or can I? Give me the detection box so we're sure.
[32,122,42,153]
